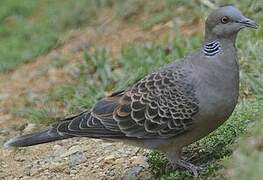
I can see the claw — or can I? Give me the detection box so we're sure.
[169,159,204,176]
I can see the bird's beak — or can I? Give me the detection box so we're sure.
[238,17,258,29]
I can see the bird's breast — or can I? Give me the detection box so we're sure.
[193,56,239,129]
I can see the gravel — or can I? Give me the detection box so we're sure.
[0,136,154,179]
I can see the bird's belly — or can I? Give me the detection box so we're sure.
[203,90,237,120]
[193,78,239,135]
[163,88,239,148]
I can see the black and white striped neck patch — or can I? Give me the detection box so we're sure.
[203,40,221,56]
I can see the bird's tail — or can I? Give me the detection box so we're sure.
[3,112,88,148]
[4,127,71,148]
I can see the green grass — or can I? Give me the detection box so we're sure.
[0,0,110,72]
[113,0,203,29]
[6,0,263,179]
[223,119,263,180]
[148,100,263,179]
[22,30,261,179]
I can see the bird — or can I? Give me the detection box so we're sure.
[4,6,258,176]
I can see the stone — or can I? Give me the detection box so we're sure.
[23,123,36,133]
[123,166,144,180]
[131,155,149,168]
[69,152,87,168]
[60,145,82,158]
[53,144,66,157]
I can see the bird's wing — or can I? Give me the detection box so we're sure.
[54,65,199,139]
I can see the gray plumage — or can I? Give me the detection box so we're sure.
[4,6,258,176]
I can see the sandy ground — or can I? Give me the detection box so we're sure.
[0,9,203,179]
[0,13,166,180]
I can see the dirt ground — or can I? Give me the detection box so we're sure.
[0,11,177,180]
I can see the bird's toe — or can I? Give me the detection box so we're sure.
[168,159,204,176]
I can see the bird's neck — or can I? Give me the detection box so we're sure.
[201,35,238,70]
[203,34,237,57]
[204,37,236,47]
[204,28,237,47]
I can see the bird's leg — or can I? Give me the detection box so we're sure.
[165,149,203,177]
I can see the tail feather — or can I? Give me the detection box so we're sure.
[4,129,70,148]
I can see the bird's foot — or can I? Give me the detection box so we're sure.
[168,159,204,177]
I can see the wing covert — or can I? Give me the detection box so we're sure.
[55,65,199,139]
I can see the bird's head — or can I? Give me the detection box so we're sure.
[205,6,258,42]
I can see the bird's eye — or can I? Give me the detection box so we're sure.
[221,16,229,24]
